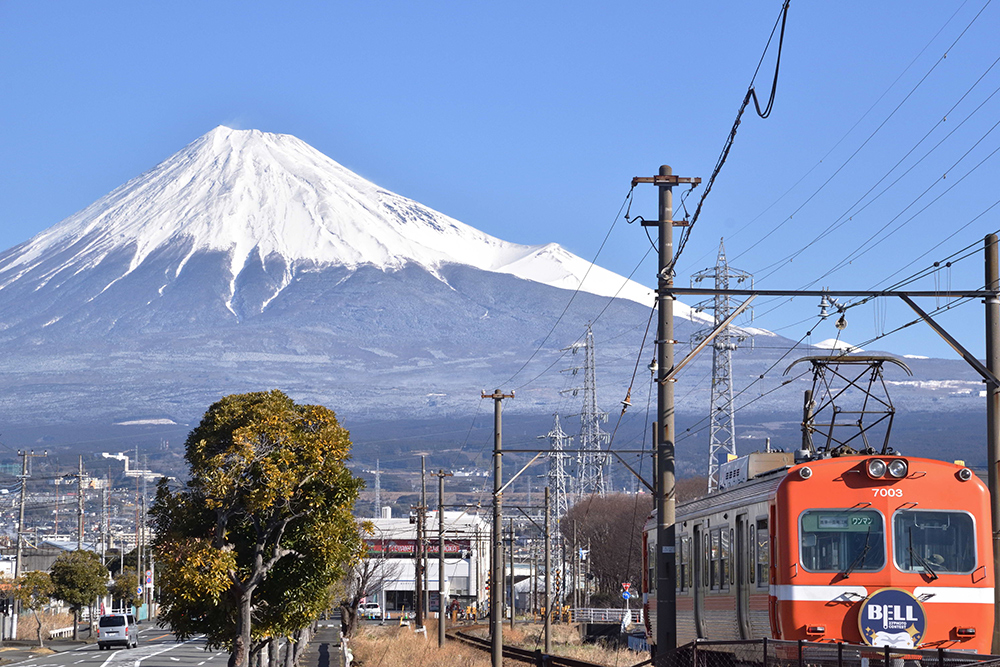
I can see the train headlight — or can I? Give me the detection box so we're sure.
[958,468,973,481]
[867,459,887,478]
[887,459,908,479]
[798,466,813,480]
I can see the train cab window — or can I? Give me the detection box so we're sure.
[893,510,976,575]
[800,509,885,573]
[756,518,769,587]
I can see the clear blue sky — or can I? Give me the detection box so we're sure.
[2,1,999,360]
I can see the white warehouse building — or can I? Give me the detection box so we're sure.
[361,509,490,614]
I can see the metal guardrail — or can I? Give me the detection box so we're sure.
[571,608,644,624]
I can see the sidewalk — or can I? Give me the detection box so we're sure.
[297,620,343,667]
[0,638,92,665]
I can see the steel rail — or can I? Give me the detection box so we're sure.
[447,625,611,667]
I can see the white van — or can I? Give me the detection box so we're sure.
[359,602,382,620]
[97,614,138,649]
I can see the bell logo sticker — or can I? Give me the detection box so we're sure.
[859,588,926,648]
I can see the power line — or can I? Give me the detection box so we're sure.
[683,0,975,274]
[671,0,791,273]
[732,0,994,265]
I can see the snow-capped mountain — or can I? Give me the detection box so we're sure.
[1,127,660,320]
[0,127,983,471]
[0,127,697,428]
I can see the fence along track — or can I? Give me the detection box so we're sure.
[447,625,614,667]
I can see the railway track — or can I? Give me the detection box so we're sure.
[447,624,639,667]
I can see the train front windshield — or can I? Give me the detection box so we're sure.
[894,510,976,574]
[800,509,885,573]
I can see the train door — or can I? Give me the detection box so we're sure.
[693,523,705,638]
[735,515,751,638]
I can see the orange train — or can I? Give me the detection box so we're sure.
[643,452,994,653]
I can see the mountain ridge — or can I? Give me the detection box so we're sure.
[0,126,666,320]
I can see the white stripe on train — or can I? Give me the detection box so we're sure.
[770,585,992,604]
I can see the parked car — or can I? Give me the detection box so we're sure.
[97,613,138,649]
[359,602,382,620]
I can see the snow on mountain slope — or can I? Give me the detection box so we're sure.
[0,126,682,315]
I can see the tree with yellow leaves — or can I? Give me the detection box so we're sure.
[151,391,363,667]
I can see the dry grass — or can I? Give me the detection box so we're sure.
[350,621,491,667]
[16,611,76,642]
[352,620,644,667]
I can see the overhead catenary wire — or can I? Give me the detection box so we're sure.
[732,0,994,266]
[753,52,1000,281]
[682,0,975,274]
[669,0,791,275]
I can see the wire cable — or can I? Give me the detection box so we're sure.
[732,0,994,265]
[671,0,791,274]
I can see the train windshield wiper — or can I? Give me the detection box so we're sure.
[841,527,872,578]
[909,528,939,580]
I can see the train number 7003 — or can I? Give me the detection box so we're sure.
[872,488,902,498]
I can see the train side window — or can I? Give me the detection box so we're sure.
[679,537,692,592]
[749,524,756,584]
[710,529,721,590]
[800,509,885,573]
[647,542,655,594]
[756,518,769,587]
[684,537,693,590]
[721,528,731,590]
[675,536,685,592]
[703,532,710,587]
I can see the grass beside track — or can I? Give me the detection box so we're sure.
[350,619,644,667]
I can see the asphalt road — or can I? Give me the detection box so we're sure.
[8,630,225,667]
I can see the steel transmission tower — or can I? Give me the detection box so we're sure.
[541,414,572,520]
[691,239,753,492]
[560,325,612,496]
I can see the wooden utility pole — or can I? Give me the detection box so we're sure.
[483,389,513,667]
[633,166,701,664]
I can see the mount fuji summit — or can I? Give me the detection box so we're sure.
[0,127,690,429]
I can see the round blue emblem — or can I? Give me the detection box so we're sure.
[858,588,926,648]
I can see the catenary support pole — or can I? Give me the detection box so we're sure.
[415,499,424,630]
[484,389,513,667]
[657,165,678,662]
[509,517,515,630]
[986,233,1000,653]
[632,163,700,665]
[544,487,552,655]
[437,470,451,648]
[421,455,428,618]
